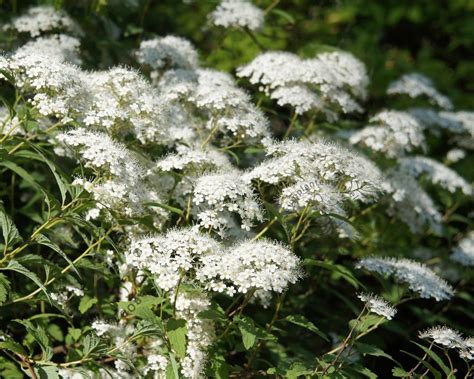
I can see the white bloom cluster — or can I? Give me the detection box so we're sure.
[193,170,264,232]
[247,139,384,204]
[83,67,169,143]
[175,292,215,378]
[383,168,443,234]
[237,50,369,118]
[143,354,168,377]
[4,5,81,37]
[156,146,232,173]
[136,36,199,71]
[419,326,474,360]
[125,228,222,291]
[451,231,474,266]
[357,293,397,320]
[398,156,472,195]
[350,110,425,158]
[387,73,452,110]
[446,148,466,163]
[409,108,464,134]
[1,53,86,122]
[14,34,81,65]
[198,239,301,296]
[58,129,166,222]
[279,178,344,215]
[209,0,264,31]
[357,257,454,301]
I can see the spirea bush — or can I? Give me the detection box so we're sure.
[0,1,473,378]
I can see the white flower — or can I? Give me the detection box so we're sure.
[14,34,82,65]
[143,354,168,376]
[193,170,264,233]
[350,110,425,157]
[419,326,464,348]
[357,293,397,320]
[156,146,232,173]
[246,139,384,204]
[237,50,368,119]
[136,36,199,70]
[451,231,474,267]
[5,5,81,37]
[388,73,452,110]
[271,85,323,115]
[91,320,119,337]
[446,148,466,163]
[357,257,454,301]
[398,156,472,195]
[125,228,223,291]
[198,239,301,296]
[383,168,443,234]
[209,0,264,31]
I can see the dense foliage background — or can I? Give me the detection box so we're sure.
[0,1,473,378]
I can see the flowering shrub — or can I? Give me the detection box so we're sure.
[0,1,473,378]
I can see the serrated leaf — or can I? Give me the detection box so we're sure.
[0,356,23,379]
[82,333,107,357]
[356,342,393,361]
[78,295,97,314]
[237,316,257,350]
[13,320,52,361]
[0,273,11,305]
[166,319,187,358]
[284,315,328,341]
[2,260,50,302]
[33,365,59,379]
[0,203,21,249]
[0,340,28,356]
[34,234,78,275]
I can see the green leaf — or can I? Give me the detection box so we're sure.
[2,260,50,302]
[284,315,328,341]
[304,259,363,289]
[145,202,183,216]
[414,342,451,376]
[356,342,394,361]
[349,314,384,334]
[82,333,107,357]
[167,352,180,379]
[47,324,64,342]
[34,365,59,379]
[237,316,257,350]
[392,367,410,377]
[0,356,23,379]
[0,203,21,249]
[166,319,187,358]
[272,9,296,24]
[13,320,53,361]
[0,273,11,305]
[34,234,78,275]
[68,327,82,342]
[0,340,28,356]
[78,295,98,314]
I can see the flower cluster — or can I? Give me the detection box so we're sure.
[451,231,474,267]
[209,0,264,31]
[357,257,454,301]
[357,293,397,320]
[419,326,474,360]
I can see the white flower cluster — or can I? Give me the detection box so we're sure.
[125,228,222,291]
[446,148,466,163]
[175,292,215,378]
[4,5,81,37]
[136,36,199,71]
[237,50,369,118]
[387,73,452,110]
[58,129,166,223]
[126,229,301,299]
[193,170,264,233]
[419,326,474,360]
[209,0,265,31]
[198,239,301,296]
[357,293,397,320]
[357,257,454,301]
[14,34,82,65]
[398,156,472,195]
[350,110,425,158]
[383,168,443,234]
[247,139,384,204]
[451,231,474,267]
